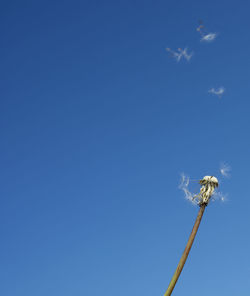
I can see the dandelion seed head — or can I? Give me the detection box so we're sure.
[179,174,225,206]
[193,176,219,205]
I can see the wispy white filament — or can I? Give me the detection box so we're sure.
[201,33,217,42]
[213,191,227,203]
[182,48,193,61]
[179,174,197,205]
[220,162,231,178]
[166,47,193,62]
[208,87,225,97]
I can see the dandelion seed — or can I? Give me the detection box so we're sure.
[166,47,193,62]
[208,87,225,98]
[220,162,231,178]
[213,191,228,203]
[201,33,217,42]
[196,20,217,42]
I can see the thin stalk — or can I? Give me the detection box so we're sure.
[164,204,206,296]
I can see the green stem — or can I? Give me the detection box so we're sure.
[164,204,206,296]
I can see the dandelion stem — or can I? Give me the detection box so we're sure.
[164,204,206,296]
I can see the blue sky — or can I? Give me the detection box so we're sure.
[1,0,250,295]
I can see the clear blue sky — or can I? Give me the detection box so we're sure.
[1,1,250,295]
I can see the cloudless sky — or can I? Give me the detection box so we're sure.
[1,1,250,295]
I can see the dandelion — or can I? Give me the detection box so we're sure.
[164,175,219,296]
[193,176,219,205]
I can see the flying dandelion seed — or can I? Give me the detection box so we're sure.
[220,162,231,178]
[196,20,217,42]
[213,191,228,203]
[166,47,193,62]
[208,87,225,98]
[201,33,217,42]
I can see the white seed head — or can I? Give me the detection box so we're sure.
[200,176,218,186]
[180,174,223,207]
[193,176,219,205]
